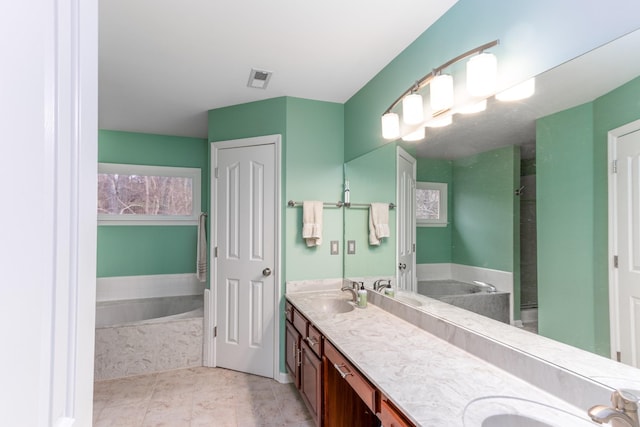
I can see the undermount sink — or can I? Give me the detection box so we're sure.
[464,396,595,427]
[481,414,560,427]
[314,297,354,314]
[395,295,423,307]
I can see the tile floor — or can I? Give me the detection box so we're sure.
[93,366,314,427]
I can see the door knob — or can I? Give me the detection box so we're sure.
[398,263,406,270]
[262,268,272,277]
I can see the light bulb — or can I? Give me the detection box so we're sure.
[381,113,400,139]
[402,127,425,142]
[430,74,454,111]
[467,52,497,97]
[496,78,536,101]
[459,100,487,114]
[402,93,424,125]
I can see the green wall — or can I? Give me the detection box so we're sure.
[343,143,397,277]
[537,75,640,355]
[344,0,640,162]
[415,147,519,272]
[208,96,344,372]
[97,130,208,277]
[416,158,453,264]
[452,146,519,272]
[208,97,345,282]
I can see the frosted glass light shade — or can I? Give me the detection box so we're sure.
[459,99,487,114]
[430,74,454,111]
[426,115,452,128]
[402,127,425,142]
[467,53,497,97]
[496,78,536,101]
[381,113,400,139]
[402,93,424,125]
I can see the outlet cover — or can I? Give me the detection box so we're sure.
[347,240,356,255]
[330,240,339,255]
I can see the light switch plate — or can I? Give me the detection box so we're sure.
[347,240,356,255]
[330,240,339,255]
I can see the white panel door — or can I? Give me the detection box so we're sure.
[397,147,417,293]
[615,128,640,367]
[215,139,276,378]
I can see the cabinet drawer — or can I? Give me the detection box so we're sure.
[379,397,414,427]
[305,323,323,357]
[292,307,308,336]
[324,340,376,412]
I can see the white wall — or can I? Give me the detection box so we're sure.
[0,0,98,425]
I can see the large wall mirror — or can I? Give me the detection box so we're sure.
[343,28,640,389]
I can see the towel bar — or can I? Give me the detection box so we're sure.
[344,202,395,209]
[287,200,344,208]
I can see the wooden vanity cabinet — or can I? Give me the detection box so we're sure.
[323,339,379,426]
[285,305,323,426]
[285,320,301,388]
[285,299,414,427]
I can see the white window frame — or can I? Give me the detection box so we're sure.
[416,181,448,227]
[98,163,201,225]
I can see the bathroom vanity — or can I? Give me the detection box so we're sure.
[285,297,412,426]
[285,280,633,427]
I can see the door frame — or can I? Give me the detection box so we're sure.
[607,118,640,361]
[204,134,282,381]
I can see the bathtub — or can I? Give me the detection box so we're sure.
[418,280,510,323]
[94,295,204,380]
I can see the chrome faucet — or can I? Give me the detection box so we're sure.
[341,281,359,303]
[589,389,639,427]
[373,279,392,293]
[473,280,497,293]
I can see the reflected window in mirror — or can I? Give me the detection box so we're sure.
[416,182,448,227]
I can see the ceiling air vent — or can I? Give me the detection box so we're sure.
[247,68,272,89]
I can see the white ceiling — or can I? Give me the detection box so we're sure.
[99,0,458,139]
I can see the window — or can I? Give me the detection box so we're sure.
[98,163,201,225]
[416,182,448,227]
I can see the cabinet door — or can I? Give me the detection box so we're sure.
[285,320,300,387]
[300,340,322,426]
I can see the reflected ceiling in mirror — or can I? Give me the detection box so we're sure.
[412,29,640,160]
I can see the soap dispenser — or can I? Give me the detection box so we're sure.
[357,283,367,308]
[384,281,395,298]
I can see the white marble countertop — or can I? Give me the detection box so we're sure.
[286,287,598,427]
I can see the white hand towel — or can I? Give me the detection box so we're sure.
[369,203,390,246]
[302,201,323,247]
[196,212,207,282]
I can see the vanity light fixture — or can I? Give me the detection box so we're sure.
[466,52,498,97]
[402,90,424,125]
[402,127,426,142]
[381,112,400,139]
[430,73,454,111]
[496,77,536,101]
[459,99,487,114]
[380,40,499,140]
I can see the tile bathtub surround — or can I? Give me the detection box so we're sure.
[94,317,203,380]
[93,366,315,427]
[286,289,596,426]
